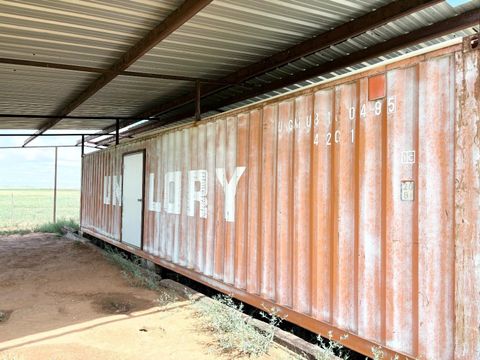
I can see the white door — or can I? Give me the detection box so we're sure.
[121,152,144,248]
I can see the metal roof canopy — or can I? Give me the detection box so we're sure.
[0,0,478,146]
[95,10,479,145]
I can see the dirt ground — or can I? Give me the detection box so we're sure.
[0,233,295,360]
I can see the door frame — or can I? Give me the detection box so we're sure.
[120,149,146,250]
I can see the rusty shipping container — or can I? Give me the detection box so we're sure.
[80,37,479,360]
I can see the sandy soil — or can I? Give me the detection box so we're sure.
[0,233,295,360]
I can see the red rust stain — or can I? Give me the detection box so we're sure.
[368,74,386,101]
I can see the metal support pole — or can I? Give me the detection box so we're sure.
[195,80,201,122]
[81,135,85,157]
[115,119,120,145]
[53,146,58,223]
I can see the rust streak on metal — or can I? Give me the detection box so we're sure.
[329,90,337,327]
[353,81,360,334]
[454,35,480,359]
[380,80,388,345]
[412,64,420,357]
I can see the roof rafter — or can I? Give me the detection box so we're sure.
[0,57,229,84]
[22,0,213,147]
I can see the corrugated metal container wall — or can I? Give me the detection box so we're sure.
[81,37,479,360]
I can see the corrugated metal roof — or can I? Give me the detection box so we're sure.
[71,0,394,122]
[210,0,479,111]
[128,0,391,79]
[217,28,477,112]
[0,63,96,129]
[68,77,191,122]
[93,0,479,126]
[0,0,182,68]
[0,0,477,137]
[0,0,183,131]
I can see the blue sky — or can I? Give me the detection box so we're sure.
[0,130,97,189]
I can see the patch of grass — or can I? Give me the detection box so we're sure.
[103,299,132,314]
[33,218,79,235]
[370,346,400,360]
[0,310,11,323]
[103,246,161,291]
[0,218,79,236]
[156,290,180,306]
[314,331,350,360]
[312,334,403,360]
[195,294,282,357]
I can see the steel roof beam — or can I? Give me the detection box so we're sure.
[0,145,98,149]
[97,8,479,145]
[0,133,124,136]
[0,57,228,84]
[0,114,157,121]
[22,0,213,147]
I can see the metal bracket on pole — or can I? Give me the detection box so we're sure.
[81,135,85,157]
[115,119,120,145]
[195,80,201,122]
[53,146,58,223]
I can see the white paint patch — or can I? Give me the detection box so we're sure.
[148,173,162,212]
[216,167,246,222]
[187,170,208,218]
[112,175,122,206]
[164,171,182,214]
[102,175,122,206]
[103,176,111,205]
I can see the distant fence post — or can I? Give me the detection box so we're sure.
[10,193,13,226]
[53,146,58,223]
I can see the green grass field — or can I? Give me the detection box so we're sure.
[0,189,80,231]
